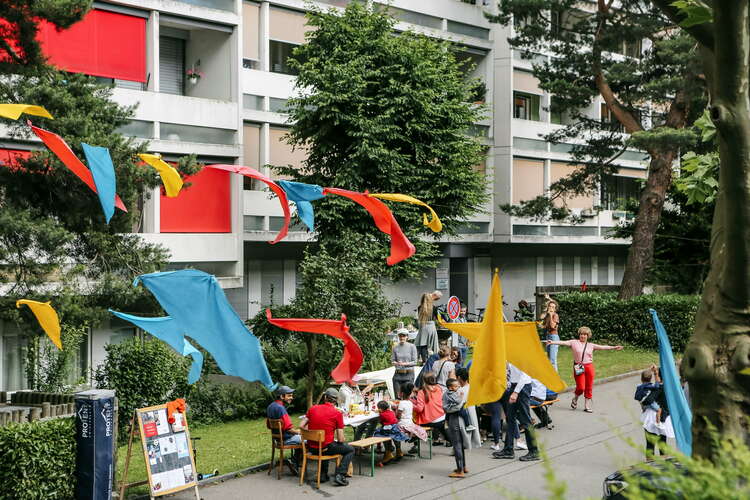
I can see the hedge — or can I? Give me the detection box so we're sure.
[554,292,700,351]
[0,417,76,500]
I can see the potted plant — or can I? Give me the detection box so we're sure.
[186,67,204,84]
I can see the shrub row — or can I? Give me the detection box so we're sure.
[0,417,75,500]
[554,292,700,351]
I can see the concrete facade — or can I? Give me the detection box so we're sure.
[0,0,643,391]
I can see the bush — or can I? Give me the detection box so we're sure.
[186,378,270,426]
[94,337,189,441]
[0,417,75,500]
[554,292,699,350]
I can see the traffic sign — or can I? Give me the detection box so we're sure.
[447,296,460,320]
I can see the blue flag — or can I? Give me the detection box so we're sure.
[132,269,275,389]
[109,311,203,384]
[81,143,116,223]
[278,180,325,232]
[650,309,692,455]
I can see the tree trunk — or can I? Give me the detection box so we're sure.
[682,1,750,459]
[618,152,675,299]
[305,336,316,409]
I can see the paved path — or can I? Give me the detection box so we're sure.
[171,375,648,500]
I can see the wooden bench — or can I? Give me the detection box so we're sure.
[349,436,392,477]
[530,398,559,429]
[410,427,432,459]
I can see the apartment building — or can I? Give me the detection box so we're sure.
[0,0,643,390]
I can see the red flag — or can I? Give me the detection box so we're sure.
[266,309,363,384]
[207,164,290,244]
[323,187,416,266]
[28,122,127,211]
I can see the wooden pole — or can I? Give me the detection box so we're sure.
[118,413,136,500]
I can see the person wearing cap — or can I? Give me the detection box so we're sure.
[300,388,355,486]
[392,329,418,398]
[266,385,301,472]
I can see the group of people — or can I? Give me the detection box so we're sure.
[265,290,641,487]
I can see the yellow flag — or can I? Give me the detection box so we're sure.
[138,153,184,197]
[369,193,443,232]
[16,300,62,349]
[0,104,53,120]
[439,272,565,406]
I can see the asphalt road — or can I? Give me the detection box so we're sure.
[169,374,648,500]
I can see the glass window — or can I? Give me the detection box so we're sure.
[550,96,564,124]
[514,91,540,121]
[159,36,185,96]
[243,59,260,70]
[160,123,235,145]
[2,326,28,391]
[512,225,548,236]
[269,97,288,113]
[550,226,598,236]
[512,137,548,151]
[116,120,153,139]
[600,175,643,210]
[447,20,490,40]
[244,215,264,230]
[243,94,264,110]
[270,40,299,75]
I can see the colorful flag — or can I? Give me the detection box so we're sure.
[81,143,116,223]
[650,309,692,455]
[138,153,184,197]
[109,311,203,384]
[0,104,53,120]
[369,193,443,232]
[207,164,289,244]
[323,187,416,266]
[16,299,62,349]
[440,271,565,407]
[277,180,325,232]
[266,310,363,383]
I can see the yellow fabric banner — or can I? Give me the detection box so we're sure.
[0,104,53,120]
[439,272,565,406]
[138,153,184,198]
[369,193,443,232]
[16,299,62,350]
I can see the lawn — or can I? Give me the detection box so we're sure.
[117,346,656,498]
[555,345,658,388]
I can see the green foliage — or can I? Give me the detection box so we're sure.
[0,0,92,74]
[675,109,719,205]
[554,292,698,350]
[489,1,707,221]
[622,431,750,499]
[251,233,398,406]
[280,2,488,280]
[671,0,713,27]
[611,189,711,294]
[94,337,189,441]
[186,379,270,426]
[0,417,76,500]
[32,324,87,393]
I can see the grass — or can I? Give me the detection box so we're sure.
[555,345,659,387]
[116,346,656,498]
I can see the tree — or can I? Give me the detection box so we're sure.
[0,6,200,383]
[489,1,707,299]
[0,0,92,74]
[648,0,750,459]
[279,2,488,281]
[251,233,399,409]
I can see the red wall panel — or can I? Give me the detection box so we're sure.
[38,10,146,82]
[160,167,231,233]
[0,148,32,168]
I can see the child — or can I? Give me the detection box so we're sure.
[373,400,409,464]
[443,378,467,478]
[394,383,428,449]
[635,365,666,457]
[455,367,475,431]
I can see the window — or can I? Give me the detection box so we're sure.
[269,97,288,113]
[625,39,642,59]
[2,325,27,391]
[550,96,564,124]
[270,40,298,75]
[159,36,185,95]
[243,94,264,110]
[600,175,643,210]
[512,158,544,204]
[260,261,284,306]
[514,91,541,121]
[600,103,623,132]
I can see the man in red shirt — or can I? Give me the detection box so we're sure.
[300,388,354,486]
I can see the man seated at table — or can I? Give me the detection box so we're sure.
[266,385,301,474]
[338,380,376,441]
[300,388,355,487]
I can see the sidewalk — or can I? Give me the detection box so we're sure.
[168,375,646,500]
